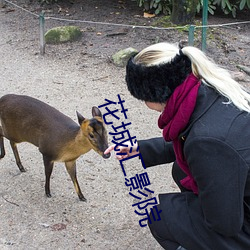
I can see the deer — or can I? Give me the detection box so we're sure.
[0,94,110,201]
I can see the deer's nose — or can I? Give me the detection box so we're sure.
[103,152,111,159]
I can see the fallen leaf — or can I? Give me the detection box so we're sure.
[51,223,67,231]
[143,12,155,18]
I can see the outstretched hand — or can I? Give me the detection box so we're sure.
[104,141,139,160]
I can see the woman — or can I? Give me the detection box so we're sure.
[104,42,250,250]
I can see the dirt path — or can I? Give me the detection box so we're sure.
[0,1,249,249]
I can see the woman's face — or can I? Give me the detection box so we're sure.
[145,102,166,112]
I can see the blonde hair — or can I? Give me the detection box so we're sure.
[134,42,250,113]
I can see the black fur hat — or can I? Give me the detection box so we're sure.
[125,52,192,103]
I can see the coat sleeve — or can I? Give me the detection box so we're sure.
[185,136,249,237]
[138,137,175,168]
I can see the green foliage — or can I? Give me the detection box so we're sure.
[239,0,250,9]
[197,0,216,15]
[205,0,250,18]
[134,0,172,15]
[213,0,237,17]
[134,0,250,18]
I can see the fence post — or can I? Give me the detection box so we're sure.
[188,25,195,46]
[202,0,208,51]
[39,11,45,55]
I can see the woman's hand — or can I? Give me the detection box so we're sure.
[104,141,139,160]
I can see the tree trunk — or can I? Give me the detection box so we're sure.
[171,0,198,25]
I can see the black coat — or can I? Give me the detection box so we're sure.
[138,84,250,250]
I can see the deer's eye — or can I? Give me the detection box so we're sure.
[89,133,94,139]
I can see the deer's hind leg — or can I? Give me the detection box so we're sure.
[0,126,5,159]
[10,141,26,172]
[65,161,86,202]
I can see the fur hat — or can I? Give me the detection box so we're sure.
[125,52,192,103]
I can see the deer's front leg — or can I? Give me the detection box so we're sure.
[65,160,86,202]
[43,155,54,198]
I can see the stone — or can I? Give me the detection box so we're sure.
[0,0,6,8]
[45,26,82,44]
[231,71,247,82]
[112,47,138,67]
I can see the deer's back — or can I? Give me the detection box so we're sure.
[0,94,79,147]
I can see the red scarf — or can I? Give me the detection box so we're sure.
[158,73,200,194]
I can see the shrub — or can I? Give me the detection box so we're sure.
[135,0,250,17]
[133,0,172,15]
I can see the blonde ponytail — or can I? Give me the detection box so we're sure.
[182,46,250,112]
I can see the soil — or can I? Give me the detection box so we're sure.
[0,0,249,249]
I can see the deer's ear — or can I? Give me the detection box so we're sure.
[76,111,85,125]
[92,106,102,118]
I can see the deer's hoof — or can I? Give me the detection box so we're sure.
[46,193,52,198]
[79,196,87,202]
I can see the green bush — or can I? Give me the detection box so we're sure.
[133,0,172,15]
[212,0,250,17]
[135,0,250,17]
[196,0,216,15]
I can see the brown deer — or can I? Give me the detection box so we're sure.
[0,94,110,201]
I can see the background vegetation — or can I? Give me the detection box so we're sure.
[38,0,250,19]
